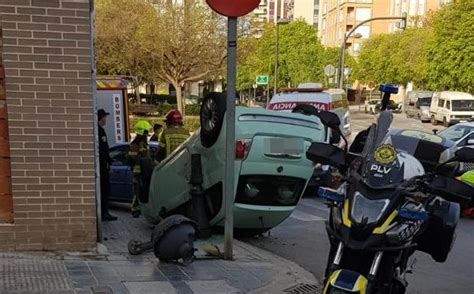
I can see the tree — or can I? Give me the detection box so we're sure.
[354,28,431,90]
[149,3,226,114]
[426,0,474,92]
[95,0,159,104]
[237,20,327,93]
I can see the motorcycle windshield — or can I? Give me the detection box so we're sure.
[360,111,405,188]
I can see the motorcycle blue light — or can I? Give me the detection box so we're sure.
[398,208,428,221]
[318,187,344,202]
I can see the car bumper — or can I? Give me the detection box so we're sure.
[230,203,295,229]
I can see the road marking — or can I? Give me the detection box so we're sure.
[290,209,325,222]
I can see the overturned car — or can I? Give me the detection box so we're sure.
[138,92,332,235]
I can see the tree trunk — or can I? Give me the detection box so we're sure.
[174,82,184,116]
[135,85,141,105]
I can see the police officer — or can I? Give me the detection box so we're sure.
[157,110,190,161]
[98,109,117,221]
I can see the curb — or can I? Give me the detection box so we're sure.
[234,240,320,293]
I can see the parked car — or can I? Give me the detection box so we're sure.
[364,97,381,114]
[430,91,474,127]
[109,143,133,203]
[405,91,433,122]
[437,122,474,172]
[140,92,330,235]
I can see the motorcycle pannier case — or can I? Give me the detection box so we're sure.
[416,200,460,262]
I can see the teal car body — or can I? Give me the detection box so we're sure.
[141,104,327,232]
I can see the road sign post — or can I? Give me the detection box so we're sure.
[206,0,260,261]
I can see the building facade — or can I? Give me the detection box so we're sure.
[254,0,291,23]
[0,0,97,251]
[288,0,320,28]
[318,0,449,55]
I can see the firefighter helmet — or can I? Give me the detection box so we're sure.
[165,110,183,126]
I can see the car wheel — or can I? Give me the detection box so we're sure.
[431,116,438,126]
[364,107,368,113]
[200,92,226,148]
[443,117,449,127]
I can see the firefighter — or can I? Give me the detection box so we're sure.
[157,110,190,161]
[128,120,153,218]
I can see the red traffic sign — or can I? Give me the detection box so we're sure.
[206,0,260,17]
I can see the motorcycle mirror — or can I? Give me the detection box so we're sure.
[318,111,341,130]
[306,142,346,171]
[292,104,341,129]
[454,147,474,163]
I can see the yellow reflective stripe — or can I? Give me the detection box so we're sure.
[353,275,368,293]
[343,199,351,228]
[323,270,341,294]
[373,210,398,234]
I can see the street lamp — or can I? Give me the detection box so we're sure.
[337,32,362,89]
[274,18,289,97]
[337,13,408,89]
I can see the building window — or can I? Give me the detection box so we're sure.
[418,0,425,15]
[355,7,371,21]
[354,25,371,38]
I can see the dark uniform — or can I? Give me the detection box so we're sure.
[98,124,112,218]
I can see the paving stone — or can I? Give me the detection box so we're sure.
[124,281,177,294]
[186,280,240,294]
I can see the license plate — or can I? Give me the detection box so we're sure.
[264,138,304,155]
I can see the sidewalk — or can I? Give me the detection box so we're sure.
[0,209,320,294]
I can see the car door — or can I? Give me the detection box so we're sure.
[109,144,134,203]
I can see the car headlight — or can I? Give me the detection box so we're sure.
[351,192,389,224]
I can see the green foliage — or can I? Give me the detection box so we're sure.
[237,21,327,91]
[426,0,474,92]
[355,28,431,88]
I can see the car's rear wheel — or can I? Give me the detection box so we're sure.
[200,92,226,148]
[431,116,438,125]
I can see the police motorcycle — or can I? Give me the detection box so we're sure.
[306,84,474,294]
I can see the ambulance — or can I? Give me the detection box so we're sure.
[267,83,351,136]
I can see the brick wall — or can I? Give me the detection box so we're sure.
[0,0,97,251]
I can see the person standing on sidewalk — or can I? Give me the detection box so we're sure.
[157,110,190,161]
[128,121,153,218]
[98,109,117,222]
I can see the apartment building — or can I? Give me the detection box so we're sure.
[318,0,449,55]
[254,0,291,23]
[288,0,320,28]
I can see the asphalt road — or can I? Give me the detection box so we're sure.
[241,110,474,294]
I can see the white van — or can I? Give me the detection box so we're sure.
[267,83,351,135]
[429,91,474,127]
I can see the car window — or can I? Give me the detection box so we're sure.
[418,98,431,106]
[438,99,445,108]
[438,125,474,142]
[446,101,450,110]
[110,145,129,164]
[452,100,474,111]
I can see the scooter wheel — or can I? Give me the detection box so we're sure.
[128,240,142,255]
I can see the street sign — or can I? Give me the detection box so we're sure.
[256,75,268,85]
[206,0,260,17]
[324,64,336,77]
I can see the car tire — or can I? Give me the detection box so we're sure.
[200,92,226,148]
[443,117,449,127]
[431,116,438,126]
